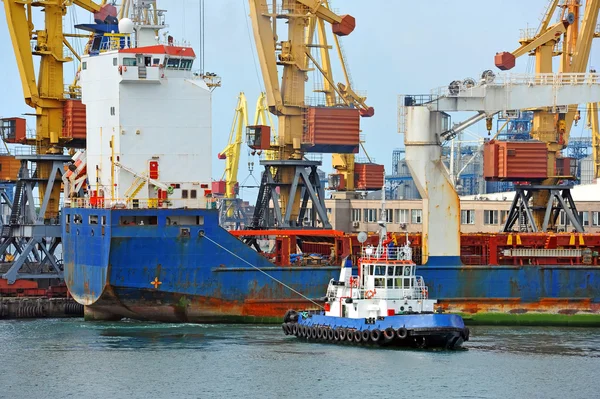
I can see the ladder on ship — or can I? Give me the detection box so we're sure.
[1,166,27,238]
[124,175,147,200]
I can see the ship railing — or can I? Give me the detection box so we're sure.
[65,197,218,210]
[361,245,412,262]
[432,72,600,97]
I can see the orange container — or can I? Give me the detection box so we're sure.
[304,107,360,153]
[484,140,548,181]
[355,163,384,190]
[212,180,226,195]
[63,100,87,140]
[495,52,515,71]
[0,117,27,144]
[0,155,21,181]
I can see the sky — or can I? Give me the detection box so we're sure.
[0,0,598,201]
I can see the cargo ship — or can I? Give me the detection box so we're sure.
[62,1,600,326]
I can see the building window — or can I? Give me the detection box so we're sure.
[484,210,499,225]
[461,209,475,225]
[559,210,571,226]
[579,211,589,227]
[593,211,600,226]
[82,62,87,70]
[394,209,408,224]
[351,209,361,222]
[182,189,189,199]
[411,209,422,224]
[500,210,509,225]
[384,209,393,223]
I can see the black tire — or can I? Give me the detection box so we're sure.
[346,329,354,342]
[333,329,340,341]
[462,327,470,341]
[370,329,381,342]
[339,328,347,341]
[383,327,395,341]
[353,330,362,343]
[316,326,323,339]
[361,329,370,343]
[282,323,289,335]
[327,328,335,341]
[397,327,408,340]
[311,326,318,340]
[300,325,307,338]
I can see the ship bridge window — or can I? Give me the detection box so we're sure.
[394,267,403,276]
[404,266,411,276]
[374,265,385,276]
[166,57,180,69]
[123,57,137,66]
[374,277,385,288]
[153,58,160,66]
[180,59,193,70]
[387,266,394,276]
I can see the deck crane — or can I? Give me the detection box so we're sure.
[494,0,600,229]
[247,0,367,229]
[399,71,600,264]
[219,93,249,201]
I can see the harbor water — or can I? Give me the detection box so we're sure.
[1,319,599,399]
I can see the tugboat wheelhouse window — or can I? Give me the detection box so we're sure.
[123,57,137,66]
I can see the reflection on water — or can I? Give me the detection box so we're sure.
[1,319,599,399]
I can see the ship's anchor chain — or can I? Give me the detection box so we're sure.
[202,234,324,309]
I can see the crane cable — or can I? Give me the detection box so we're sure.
[241,0,264,91]
[202,234,325,309]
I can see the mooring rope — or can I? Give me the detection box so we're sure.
[203,234,324,309]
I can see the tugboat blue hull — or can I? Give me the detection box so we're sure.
[282,312,469,349]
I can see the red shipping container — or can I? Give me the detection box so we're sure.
[212,180,226,195]
[63,100,87,140]
[0,117,27,144]
[355,163,384,190]
[483,140,548,181]
[304,107,360,153]
[555,157,577,177]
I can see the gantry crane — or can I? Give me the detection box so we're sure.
[247,0,369,229]
[494,0,600,229]
[1,0,114,283]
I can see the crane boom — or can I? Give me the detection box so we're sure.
[219,93,248,200]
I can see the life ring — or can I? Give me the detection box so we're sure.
[118,65,122,74]
[383,327,396,341]
[370,329,381,342]
[421,288,427,298]
[281,323,289,335]
[353,330,362,343]
[361,329,371,342]
[365,289,376,299]
[397,327,408,340]
[338,328,347,341]
[123,66,127,72]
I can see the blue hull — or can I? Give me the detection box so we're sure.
[62,207,600,324]
[282,312,468,349]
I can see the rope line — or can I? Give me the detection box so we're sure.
[203,234,324,309]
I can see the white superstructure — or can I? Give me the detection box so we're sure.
[76,5,212,209]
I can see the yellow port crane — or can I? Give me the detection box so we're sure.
[495,0,600,228]
[247,0,369,228]
[3,0,109,218]
[219,93,249,201]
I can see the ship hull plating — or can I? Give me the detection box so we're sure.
[63,208,600,325]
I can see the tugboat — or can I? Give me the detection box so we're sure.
[281,193,470,349]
